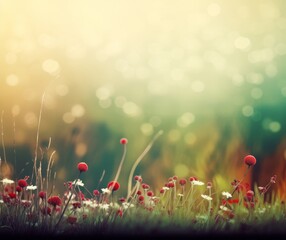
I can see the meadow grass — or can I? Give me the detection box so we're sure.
[0,132,285,240]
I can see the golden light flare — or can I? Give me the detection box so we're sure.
[0,0,286,195]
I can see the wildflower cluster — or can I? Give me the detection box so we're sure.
[0,137,283,236]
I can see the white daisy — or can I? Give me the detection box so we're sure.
[220,205,230,211]
[0,178,14,185]
[99,203,110,210]
[162,186,170,191]
[72,179,84,187]
[101,188,111,194]
[192,180,205,186]
[26,185,37,191]
[122,202,135,209]
[201,194,212,201]
[222,191,232,199]
[83,200,98,208]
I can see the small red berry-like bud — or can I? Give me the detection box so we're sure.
[172,176,178,181]
[134,175,142,182]
[179,179,187,186]
[147,191,154,197]
[107,181,120,191]
[207,182,212,188]
[142,183,150,190]
[119,197,126,203]
[93,189,100,196]
[8,192,16,199]
[189,176,198,182]
[120,138,128,145]
[72,202,81,209]
[116,209,123,217]
[77,162,88,172]
[67,216,77,225]
[246,190,254,201]
[160,189,165,194]
[167,182,175,188]
[138,195,144,202]
[39,191,46,199]
[16,186,22,192]
[18,179,28,188]
[41,206,51,215]
[244,155,256,167]
[136,190,142,195]
[48,196,62,207]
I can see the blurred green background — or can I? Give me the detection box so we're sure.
[1,0,286,196]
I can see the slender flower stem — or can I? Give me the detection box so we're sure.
[127,130,163,198]
[54,172,81,230]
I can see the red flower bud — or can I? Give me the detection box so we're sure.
[77,162,88,172]
[244,155,256,167]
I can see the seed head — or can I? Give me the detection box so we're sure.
[244,155,256,167]
[120,138,128,145]
[134,175,143,182]
[138,195,144,202]
[41,206,51,215]
[93,189,100,196]
[107,181,120,191]
[77,162,88,172]
[18,179,28,188]
[67,216,77,225]
[39,191,46,199]
[147,191,154,197]
[142,183,150,190]
[47,196,62,207]
[179,179,187,186]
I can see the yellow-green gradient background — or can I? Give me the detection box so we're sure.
[1,0,286,196]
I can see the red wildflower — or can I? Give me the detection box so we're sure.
[179,179,187,186]
[167,182,175,188]
[41,206,51,215]
[78,191,85,200]
[48,196,62,207]
[18,179,28,188]
[147,191,154,197]
[138,195,144,202]
[77,162,88,172]
[72,202,81,209]
[116,209,123,217]
[107,181,120,191]
[93,189,100,196]
[244,155,256,167]
[2,195,10,203]
[134,175,142,182]
[141,183,150,190]
[246,190,254,201]
[120,138,128,145]
[67,216,77,225]
[21,200,31,208]
[189,176,198,182]
[8,192,16,199]
[172,176,178,181]
[16,186,22,193]
[38,191,46,199]
[228,198,239,204]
